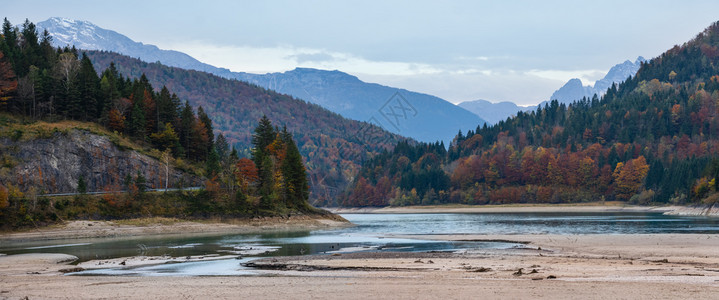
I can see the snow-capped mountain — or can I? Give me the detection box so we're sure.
[38,17,485,144]
[459,57,646,124]
[549,57,646,104]
[36,17,236,78]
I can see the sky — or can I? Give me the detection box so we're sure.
[7,0,719,105]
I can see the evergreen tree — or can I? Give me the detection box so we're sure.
[281,128,309,208]
[197,106,214,153]
[215,133,230,161]
[77,53,100,121]
[179,101,194,158]
[129,101,145,138]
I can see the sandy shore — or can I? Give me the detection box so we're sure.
[1,232,718,299]
[0,215,350,243]
[326,203,682,214]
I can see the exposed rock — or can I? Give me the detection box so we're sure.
[664,204,719,217]
[0,129,200,194]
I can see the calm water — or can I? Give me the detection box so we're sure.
[1,212,717,276]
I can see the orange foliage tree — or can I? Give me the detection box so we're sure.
[235,158,259,193]
[612,156,650,201]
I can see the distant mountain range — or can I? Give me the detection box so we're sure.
[459,57,646,124]
[457,100,532,125]
[233,69,485,144]
[549,57,646,104]
[38,17,485,144]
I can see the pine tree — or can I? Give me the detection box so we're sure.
[129,101,145,138]
[77,53,100,121]
[197,106,214,154]
[252,115,276,168]
[179,101,194,158]
[281,128,309,209]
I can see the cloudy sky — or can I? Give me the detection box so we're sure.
[7,0,719,105]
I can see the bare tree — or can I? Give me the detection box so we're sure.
[55,52,79,95]
[161,149,172,191]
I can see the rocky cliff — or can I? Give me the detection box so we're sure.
[0,129,200,195]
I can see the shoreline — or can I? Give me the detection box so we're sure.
[325,203,682,214]
[0,215,351,244]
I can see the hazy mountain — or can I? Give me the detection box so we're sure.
[234,68,486,144]
[549,57,646,104]
[460,57,646,124]
[87,51,406,206]
[457,100,534,125]
[38,17,486,144]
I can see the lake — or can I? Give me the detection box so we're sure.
[1,212,717,276]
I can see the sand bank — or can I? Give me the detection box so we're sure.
[1,233,718,299]
[0,215,350,243]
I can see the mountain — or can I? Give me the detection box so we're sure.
[36,17,237,78]
[234,68,486,144]
[549,57,646,104]
[86,51,405,206]
[343,20,719,207]
[457,100,534,125]
[459,57,646,125]
[38,17,486,144]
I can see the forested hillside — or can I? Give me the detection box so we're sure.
[85,51,405,206]
[0,18,330,227]
[342,21,719,207]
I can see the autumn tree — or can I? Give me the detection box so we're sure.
[149,123,180,152]
[0,51,17,111]
[613,156,650,201]
[235,158,259,194]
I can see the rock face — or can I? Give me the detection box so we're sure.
[0,130,200,194]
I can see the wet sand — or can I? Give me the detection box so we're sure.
[1,233,718,299]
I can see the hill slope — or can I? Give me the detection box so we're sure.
[86,51,404,206]
[234,68,486,144]
[342,21,719,207]
[38,17,485,144]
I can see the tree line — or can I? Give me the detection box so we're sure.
[342,21,719,207]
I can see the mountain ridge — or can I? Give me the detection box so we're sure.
[38,17,486,144]
[460,57,646,124]
[549,56,646,104]
[85,50,406,206]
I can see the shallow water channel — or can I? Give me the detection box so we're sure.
[1,212,718,276]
